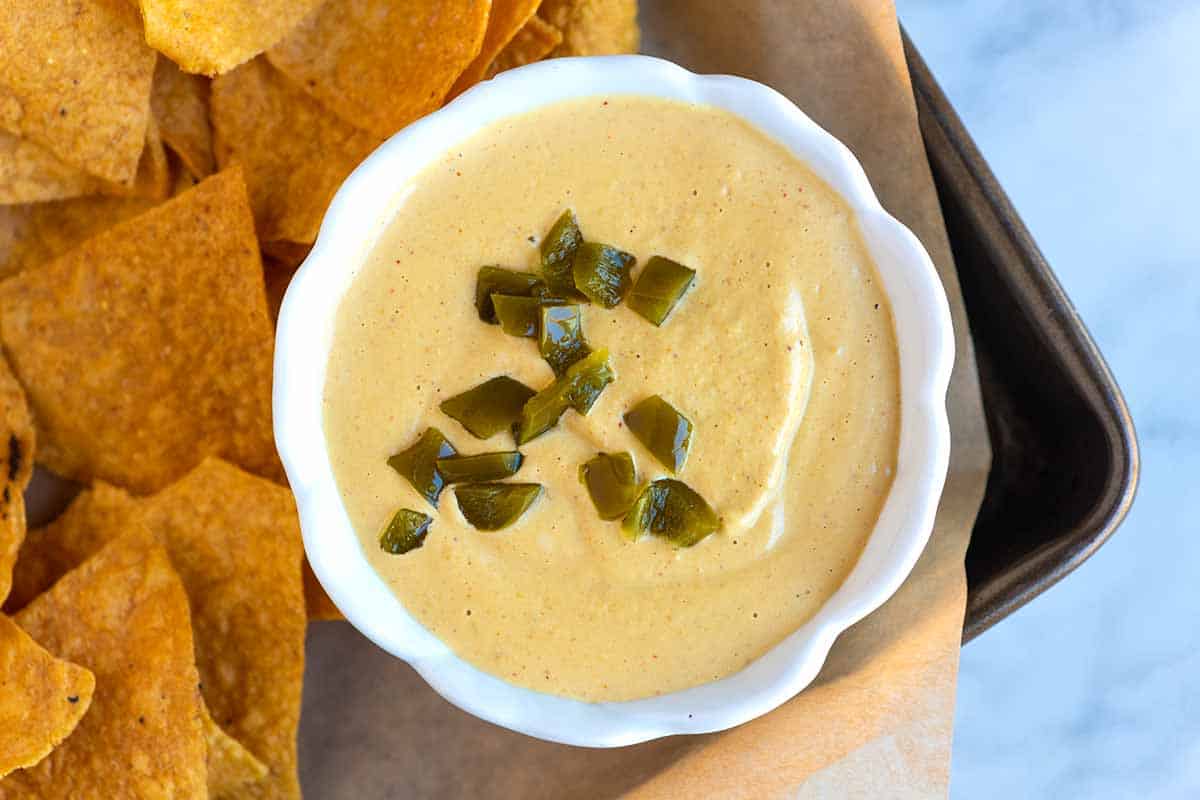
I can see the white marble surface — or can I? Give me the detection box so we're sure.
[897,1,1199,797]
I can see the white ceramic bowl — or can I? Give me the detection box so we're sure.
[274,55,953,747]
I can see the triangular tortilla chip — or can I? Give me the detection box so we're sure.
[0,195,158,280]
[140,458,306,799]
[0,167,280,493]
[0,131,100,206]
[201,699,269,798]
[0,121,170,207]
[4,530,207,797]
[4,482,137,614]
[540,0,639,56]
[137,0,326,77]
[486,15,565,78]
[0,0,156,185]
[0,614,94,779]
[267,0,492,138]
[151,58,215,179]
[449,0,544,98]
[211,58,380,244]
[0,353,34,606]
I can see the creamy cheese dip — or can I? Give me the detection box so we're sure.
[323,96,900,702]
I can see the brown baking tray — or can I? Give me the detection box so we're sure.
[901,33,1140,641]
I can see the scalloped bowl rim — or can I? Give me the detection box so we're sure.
[273,55,953,747]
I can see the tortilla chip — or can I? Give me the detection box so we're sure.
[449,0,544,98]
[486,15,564,78]
[4,529,207,797]
[0,0,157,185]
[201,699,269,798]
[2,461,305,795]
[4,483,137,614]
[540,0,639,56]
[140,458,305,800]
[0,195,158,280]
[137,0,326,77]
[0,121,169,206]
[0,131,100,206]
[303,559,342,621]
[267,0,493,138]
[151,58,215,179]
[212,58,380,243]
[0,614,94,779]
[0,167,280,493]
[0,353,34,606]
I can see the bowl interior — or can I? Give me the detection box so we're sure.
[274,55,953,747]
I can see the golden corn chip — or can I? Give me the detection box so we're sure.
[0,167,280,493]
[0,132,100,206]
[0,353,34,607]
[449,0,544,98]
[4,530,207,797]
[140,458,305,800]
[201,699,269,798]
[137,0,326,77]
[3,461,307,796]
[0,195,157,280]
[0,614,94,779]
[267,0,493,138]
[212,59,380,244]
[4,483,137,614]
[486,15,564,78]
[151,58,215,179]
[0,120,169,207]
[303,559,342,621]
[0,0,156,185]
[540,0,639,56]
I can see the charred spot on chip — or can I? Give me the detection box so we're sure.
[9,433,23,481]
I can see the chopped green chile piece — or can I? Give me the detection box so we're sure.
[455,483,543,530]
[440,376,536,439]
[579,452,641,520]
[514,349,615,444]
[386,428,457,507]
[624,395,693,474]
[540,210,584,298]
[572,242,636,308]
[493,293,568,338]
[621,479,721,547]
[539,304,591,376]
[379,509,433,554]
[475,266,545,323]
[436,451,524,483]
[627,256,697,326]
[492,295,542,338]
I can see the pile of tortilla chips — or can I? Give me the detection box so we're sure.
[0,0,636,794]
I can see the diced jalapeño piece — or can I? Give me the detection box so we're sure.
[579,452,641,520]
[386,428,457,507]
[440,376,536,439]
[436,451,524,483]
[626,255,696,326]
[379,509,433,554]
[475,267,545,323]
[540,210,584,298]
[572,242,635,308]
[514,349,615,445]
[539,304,590,376]
[455,483,543,530]
[624,395,693,474]
[621,479,720,547]
[493,294,564,338]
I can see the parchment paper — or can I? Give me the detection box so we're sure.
[297,1,991,796]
